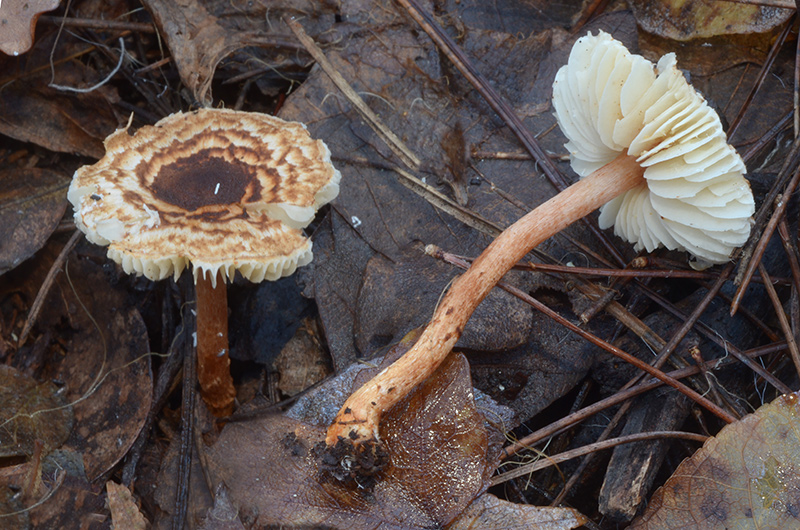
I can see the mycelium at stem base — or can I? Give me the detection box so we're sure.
[325,152,644,447]
[195,270,236,417]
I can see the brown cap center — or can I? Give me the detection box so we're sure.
[150,151,262,211]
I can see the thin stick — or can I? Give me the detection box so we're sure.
[172,309,196,530]
[501,341,787,458]
[493,431,708,487]
[327,154,650,445]
[759,263,800,376]
[18,230,82,346]
[285,18,421,171]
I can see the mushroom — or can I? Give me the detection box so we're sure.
[325,32,753,452]
[68,108,340,416]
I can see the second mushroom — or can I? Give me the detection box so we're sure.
[69,108,341,416]
[325,31,754,453]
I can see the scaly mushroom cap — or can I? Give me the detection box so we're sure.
[68,108,341,285]
[552,31,754,268]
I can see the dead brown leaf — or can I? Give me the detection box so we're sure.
[0,0,60,56]
[0,168,69,276]
[141,0,335,104]
[0,364,73,458]
[629,392,800,529]
[3,248,156,481]
[631,0,793,41]
[106,481,148,530]
[208,351,586,529]
[0,82,118,158]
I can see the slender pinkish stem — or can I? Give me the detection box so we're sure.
[326,153,644,445]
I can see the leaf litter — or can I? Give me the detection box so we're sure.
[0,0,799,528]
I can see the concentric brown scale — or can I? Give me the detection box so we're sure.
[68,108,341,285]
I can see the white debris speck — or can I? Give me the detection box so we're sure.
[192,332,197,347]
[142,203,161,229]
[217,349,227,357]
[214,182,220,195]
[351,216,362,228]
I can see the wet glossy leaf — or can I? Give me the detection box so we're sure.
[0,365,73,458]
[449,493,588,529]
[0,168,69,276]
[631,0,793,41]
[0,0,60,56]
[630,393,800,529]
[208,353,586,529]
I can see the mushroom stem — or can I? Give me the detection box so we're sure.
[195,271,236,417]
[326,153,644,446]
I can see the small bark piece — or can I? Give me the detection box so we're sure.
[196,271,235,416]
[326,153,644,446]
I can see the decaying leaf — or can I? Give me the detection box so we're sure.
[52,256,152,480]
[0,83,118,158]
[631,0,793,41]
[26,449,107,529]
[0,365,73,458]
[0,0,60,56]
[197,485,246,530]
[2,247,155,481]
[630,392,800,529]
[274,317,330,396]
[0,168,69,276]
[208,351,586,529]
[106,481,148,530]
[141,0,335,104]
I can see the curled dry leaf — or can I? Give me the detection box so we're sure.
[630,392,800,529]
[0,168,69,276]
[141,0,335,104]
[208,351,586,529]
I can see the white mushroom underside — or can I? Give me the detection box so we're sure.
[552,31,754,268]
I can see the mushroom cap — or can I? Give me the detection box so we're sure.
[68,108,341,285]
[552,31,754,269]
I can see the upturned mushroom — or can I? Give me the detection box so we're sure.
[325,32,753,452]
[69,108,340,416]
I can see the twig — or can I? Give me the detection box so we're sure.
[759,263,800,376]
[285,18,421,171]
[492,431,708,486]
[636,281,792,394]
[122,296,188,486]
[733,169,800,314]
[172,307,196,530]
[18,230,82,346]
[39,15,156,33]
[728,15,795,140]
[501,341,787,458]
